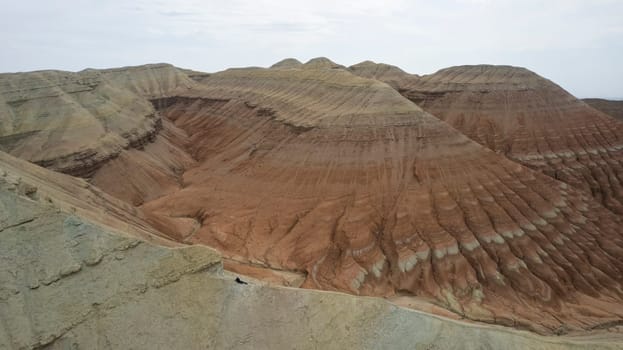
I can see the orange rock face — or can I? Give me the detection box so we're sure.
[2,62,623,334]
[382,65,623,215]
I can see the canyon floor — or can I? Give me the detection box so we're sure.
[1,59,623,349]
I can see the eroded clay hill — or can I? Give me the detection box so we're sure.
[0,149,174,246]
[2,60,623,335]
[584,98,623,121]
[4,151,620,349]
[348,60,419,90]
[131,63,623,333]
[0,63,194,179]
[379,65,623,215]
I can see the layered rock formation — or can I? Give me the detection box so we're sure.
[0,150,171,245]
[584,98,623,121]
[2,61,623,336]
[123,64,623,333]
[1,150,620,350]
[378,65,623,214]
[0,63,194,177]
[270,58,303,69]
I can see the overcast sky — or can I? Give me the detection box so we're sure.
[1,0,621,98]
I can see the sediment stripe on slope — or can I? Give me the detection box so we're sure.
[365,64,623,215]
[0,64,194,177]
[124,66,623,333]
[0,182,620,349]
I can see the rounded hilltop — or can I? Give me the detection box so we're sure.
[394,63,623,214]
[301,57,345,69]
[415,64,555,91]
[270,58,303,69]
[348,60,417,87]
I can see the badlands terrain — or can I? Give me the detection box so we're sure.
[350,63,623,214]
[1,58,623,349]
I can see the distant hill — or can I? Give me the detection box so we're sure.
[583,98,623,121]
[375,64,623,215]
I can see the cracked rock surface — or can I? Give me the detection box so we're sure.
[0,64,194,177]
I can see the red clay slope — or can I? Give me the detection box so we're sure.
[132,63,623,333]
[381,65,623,215]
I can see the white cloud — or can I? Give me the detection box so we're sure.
[0,0,621,97]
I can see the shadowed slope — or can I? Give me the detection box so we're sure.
[384,65,623,215]
[130,65,623,333]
